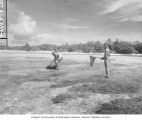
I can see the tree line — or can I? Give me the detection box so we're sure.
[59,39,142,54]
[1,39,142,54]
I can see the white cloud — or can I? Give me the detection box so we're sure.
[120,16,142,22]
[30,33,59,45]
[61,17,88,30]
[10,12,36,36]
[100,0,142,22]
[101,0,136,14]
[9,8,37,45]
[35,33,58,40]
[62,23,88,30]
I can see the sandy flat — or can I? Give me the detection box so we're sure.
[0,50,142,114]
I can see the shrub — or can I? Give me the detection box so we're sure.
[114,41,136,54]
[51,93,72,104]
[93,97,142,114]
[134,43,142,53]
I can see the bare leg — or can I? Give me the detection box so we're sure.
[104,59,109,78]
[54,60,59,69]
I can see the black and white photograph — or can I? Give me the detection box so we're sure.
[0,0,142,118]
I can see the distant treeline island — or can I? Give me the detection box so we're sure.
[1,39,142,54]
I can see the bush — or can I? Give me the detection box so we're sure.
[118,47,137,54]
[58,40,142,54]
[68,48,74,52]
[114,41,136,54]
[134,43,142,53]
[23,42,31,51]
[51,93,72,104]
[93,97,142,114]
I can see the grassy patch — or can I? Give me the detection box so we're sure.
[89,81,140,94]
[51,93,72,104]
[30,78,51,82]
[69,81,140,95]
[50,80,77,88]
[49,72,67,77]
[91,97,142,114]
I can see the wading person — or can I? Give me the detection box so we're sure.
[51,48,63,69]
[101,43,110,78]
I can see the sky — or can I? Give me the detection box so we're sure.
[8,0,142,46]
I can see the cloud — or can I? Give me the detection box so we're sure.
[9,12,36,36]
[100,0,135,14]
[35,33,58,40]
[29,33,59,45]
[10,33,57,46]
[100,0,142,22]
[120,16,142,22]
[62,23,88,30]
[61,17,88,30]
[8,1,37,46]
